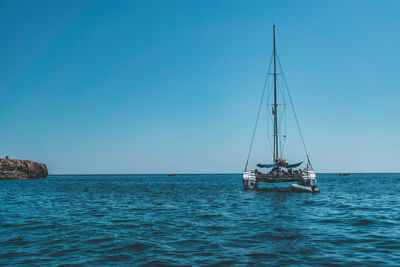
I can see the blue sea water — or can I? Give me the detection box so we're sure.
[0,173,399,266]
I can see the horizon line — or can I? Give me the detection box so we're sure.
[48,172,400,176]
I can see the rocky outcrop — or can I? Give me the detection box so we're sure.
[0,158,48,179]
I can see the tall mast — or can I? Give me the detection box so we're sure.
[273,25,278,161]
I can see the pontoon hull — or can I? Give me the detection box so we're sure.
[291,184,320,193]
[243,171,257,190]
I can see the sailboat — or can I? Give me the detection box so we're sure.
[242,25,319,193]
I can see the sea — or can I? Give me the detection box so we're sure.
[0,173,399,266]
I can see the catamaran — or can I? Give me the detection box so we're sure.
[243,25,319,193]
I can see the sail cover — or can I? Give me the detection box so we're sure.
[257,163,277,168]
[256,162,303,168]
[286,162,303,168]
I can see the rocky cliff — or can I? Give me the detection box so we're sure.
[0,158,48,179]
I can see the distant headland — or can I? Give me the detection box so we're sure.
[0,157,48,179]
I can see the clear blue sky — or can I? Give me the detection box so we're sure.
[1,0,399,174]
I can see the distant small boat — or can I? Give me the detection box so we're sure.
[339,173,351,176]
[168,174,177,176]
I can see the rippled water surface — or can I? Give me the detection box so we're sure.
[1,173,399,265]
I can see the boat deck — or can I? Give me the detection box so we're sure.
[255,173,303,183]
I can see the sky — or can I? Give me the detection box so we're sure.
[0,0,399,174]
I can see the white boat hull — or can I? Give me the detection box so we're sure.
[291,183,320,193]
[292,170,319,192]
[243,169,320,193]
[243,171,257,190]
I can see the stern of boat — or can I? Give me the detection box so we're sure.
[291,169,319,193]
[243,171,257,190]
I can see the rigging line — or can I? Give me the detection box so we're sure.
[276,81,286,156]
[280,73,287,157]
[244,51,274,171]
[281,110,287,155]
[265,51,275,160]
[277,53,313,169]
[282,84,287,156]
[278,72,287,156]
[276,83,286,133]
[281,135,287,156]
[266,78,274,156]
[266,62,274,158]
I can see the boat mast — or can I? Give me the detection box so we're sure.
[273,25,278,161]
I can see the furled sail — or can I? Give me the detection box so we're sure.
[257,163,277,168]
[286,162,303,168]
[256,161,302,168]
